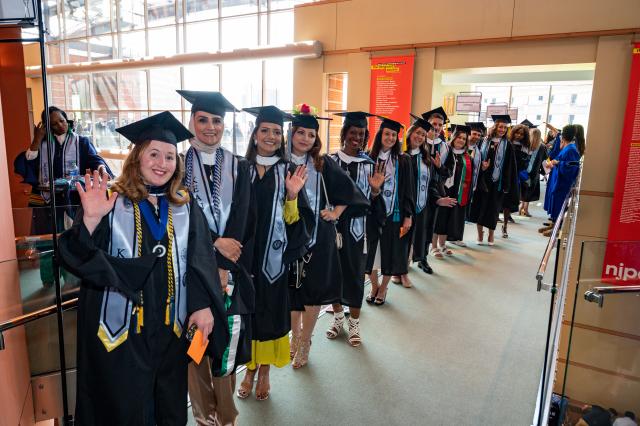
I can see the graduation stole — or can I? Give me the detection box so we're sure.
[332,151,373,243]
[294,154,322,249]
[457,153,473,206]
[487,137,508,189]
[97,195,189,352]
[469,144,482,191]
[214,293,243,378]
[414,154,430,213]
[250,162,289,284]
[39,131,79,203]
[380,156,400,221]
[427,138,449,164]
[184,146,237,236]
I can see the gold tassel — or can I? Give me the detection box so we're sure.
[165,303,171,326]
[136,306,144,334]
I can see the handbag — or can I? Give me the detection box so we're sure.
[321,174,343,250]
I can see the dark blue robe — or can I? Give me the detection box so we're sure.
[545,143,580,221]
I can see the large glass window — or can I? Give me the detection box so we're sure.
[43,0,308,154]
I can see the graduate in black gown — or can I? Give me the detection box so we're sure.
[58,112,228,426]
[326,111,385,346]
[366,117,416,304]
[469,114,516,246]
[178,90,254,426]
[288,105,369,363]
[236,105,313,402]
[405,114,436,274]
[14,106,112,286]
[463,122,486,245]
[419,107,450,266]
[519,126,547,217]
[501,123,529,238]
[433,126,475,257]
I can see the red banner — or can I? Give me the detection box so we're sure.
[368,55,415,145]
[601,43,640,285]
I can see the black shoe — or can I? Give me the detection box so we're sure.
[418,260,433,274]
[508,216,515,223]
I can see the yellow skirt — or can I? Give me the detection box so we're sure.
[245,334,290,370]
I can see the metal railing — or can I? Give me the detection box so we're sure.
[0,298,78,351]
[533,175,581,426]
[584,285,640,307]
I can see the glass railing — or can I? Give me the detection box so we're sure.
[553,240,640,425]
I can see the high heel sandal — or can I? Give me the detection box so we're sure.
[374,286,388,306]
[326,312,345,339]
[365,288,378,304]
[502,225,509,239]
[347,317,361,347]
[290,333,300,360]
[236,369,256,399]
[292,339,311,369]
[255,370,270,401]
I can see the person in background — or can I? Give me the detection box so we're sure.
[57,112,228,425]
[14,106,113,287]
[613,411,638,426]
[366,117,415,302]
[237,106,313,401]
[519,127,547,217]
[501,123,529,238]
[327,111,384,346]
[541,124,584,237]
[177,90,255,426]
[288,104,369,363]
[469,115,515,246]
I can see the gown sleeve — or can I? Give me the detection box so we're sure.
[57,207,158,302]
[283,164,314,264]
[14,149,40,186]
[548,134,562,160]
[79,136,114,177]
[185,198,230,358]
[213,158,252,271]
[322,155,370,219]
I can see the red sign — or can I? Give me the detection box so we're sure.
[368,55,415,144]
[602,43,640,285]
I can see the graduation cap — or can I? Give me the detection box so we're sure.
[450,124,471,134]
[292,114,331,130]
[422,106,448,123]
[334,111,375,129]
[377,116,404,133]
[410,113,433,132]
[243,105,293,128]
[491,114,512,124]
[116,111,193,146]
[520,119,538,128]
[176,90,237,117]
[465,121,487,133]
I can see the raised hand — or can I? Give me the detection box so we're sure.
[368,161,385,195]
[433,152,442,168]
[285,165,308,200]
[77,170,118,235]
[30,122,46,150]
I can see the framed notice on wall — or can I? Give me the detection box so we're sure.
[456,92,482,114]
[601,43,640,285]
[485,104,508,120]
[368,55,415,142]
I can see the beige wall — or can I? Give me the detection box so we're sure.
[294,0,640,415]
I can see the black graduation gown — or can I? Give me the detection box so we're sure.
[248,161,313,341]
[434,150,474,241]
[520,145,547,202]
[408,153,435,262]
[58,197,228,426]
[201,157,255,374]
[333,155,383,308]
[366,153,416,276]
[504,141,527,212]
[289,156,369,309]
[469,138,515,230]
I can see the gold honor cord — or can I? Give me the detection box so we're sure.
[132,202,175,334]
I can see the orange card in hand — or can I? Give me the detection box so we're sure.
[187,329,207,365]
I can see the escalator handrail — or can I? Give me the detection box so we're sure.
[0,297,78,334]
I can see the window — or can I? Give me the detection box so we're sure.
[569,114,575,124]
[325,73,348,153]
[536,114,541,120]
[538,96,543,101]
[571,94,578,104]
